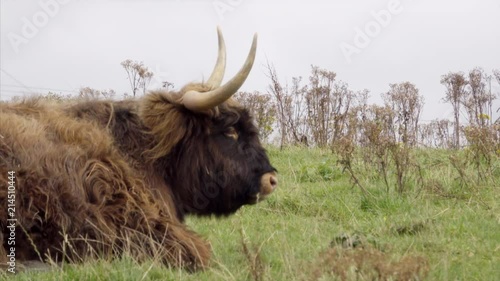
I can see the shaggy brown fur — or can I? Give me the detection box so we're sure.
[0,82,276,270]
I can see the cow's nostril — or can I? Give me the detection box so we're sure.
[259,172,278,196]
[269,175,278,189]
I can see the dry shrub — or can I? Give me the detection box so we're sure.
[382,82,424,147]
[121,59,153,97]
[440,71,467,149]
[463,68,495,128]
[306,66,355,147]
[234,91,276,142]
[79,87,116,99]
[267,63,362,148]
[389,143,412,194]
[266,62,308,148]
[356,104,394,192]
[463,125,498,182]
[449,154,471,188]
[332,135,370,197]
[240,228,266,281]
[308,245,428,281]
[418,119,456,149]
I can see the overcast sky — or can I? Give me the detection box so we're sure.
[1,0,499,121]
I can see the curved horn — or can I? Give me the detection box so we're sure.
[183,33,257,112]
[206,26,226,88]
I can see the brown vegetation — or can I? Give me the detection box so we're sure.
[308,243,429,281]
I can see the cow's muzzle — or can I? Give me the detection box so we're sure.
[259,171,278,198]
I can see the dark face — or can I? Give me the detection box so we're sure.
[165,105,277,218]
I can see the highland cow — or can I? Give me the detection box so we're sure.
[0,28,277,270]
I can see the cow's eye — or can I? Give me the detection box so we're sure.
[224,127,239,140]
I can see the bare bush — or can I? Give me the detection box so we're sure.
[494,69,500,124]
[332,133,370,197]
[493,69,500,84]
[268,64,357,148]
[41,92,72,102]
[441,72,468,148]
[121,59,154,97]
[418,119,456,149]
[463,125,498,183]
[355,101,422,193]
[383,82,424,146]
[358,105,395,192]
[79,87,116,99]
[463,68,496,127]
[266,62,308,148]
[306,66,354,147]
[234,91,276,142]
[306,66,336,147]
[389,143,413,194]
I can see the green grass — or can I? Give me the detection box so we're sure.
[5,147,500,280]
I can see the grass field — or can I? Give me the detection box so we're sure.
[5,147,500,280]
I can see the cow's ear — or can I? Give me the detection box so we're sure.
[224,126,238,140]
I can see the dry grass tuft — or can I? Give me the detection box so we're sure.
[240,228,266,281]
[308,244,429,281]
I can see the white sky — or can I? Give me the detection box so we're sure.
[1,0,499,121]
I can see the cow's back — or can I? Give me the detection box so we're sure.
[0,99,173,262]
